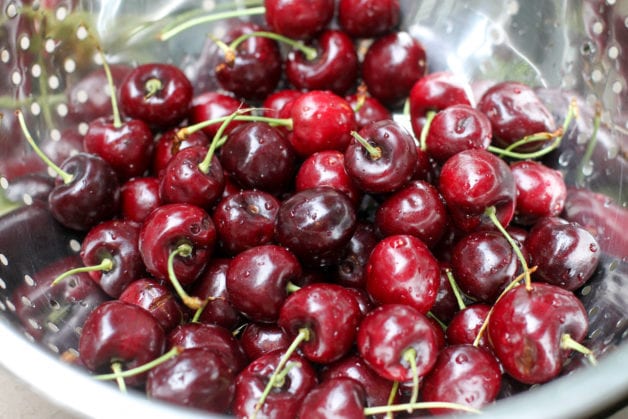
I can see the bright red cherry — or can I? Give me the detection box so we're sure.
[264,0,334,40]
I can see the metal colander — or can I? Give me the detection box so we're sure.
[0,0,626,418]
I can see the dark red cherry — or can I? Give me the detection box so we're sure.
[146,347,235,414]
[138,203,216,285]
[525,217,600,291]
[240,322,292,361]
[232,350,317,419]
[511,160,567,225]
[446,304,492,353]
[264,0,334,40]
[152,128,209,177]
[261,89,302,118]
[487,283,589,384]
[438,149,516,232]
[188,91,248,139]
[286,30,359,95]
[78,300,166,387]
[338,0,400,38]
[335,222,379,289]
[375,180,449,248]
[366,235,440,314]
[118,278,185,333]
[428,264,460,325]
[362,31,427,107]
[477,81,556,151]
[357,303,439,382]
[345,91,392,130]
[2,172,54,205]
[278,283,362,364]
[297,377,367,419]
[120,176,161,224]
[219,122,297,195]
[421,344,502,415]
[226,244,302,323]
[275,187,357,268]
[119,63,193,129]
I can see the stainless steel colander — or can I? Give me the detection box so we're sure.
[0,0,626,418]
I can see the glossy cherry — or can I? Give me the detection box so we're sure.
[297,377,367,419]
[345,90,392,129]
[240,322,292,361]
[334,222,379,289]
[188,91,248,138]
[119,176,161,224]
[151,128,209,177]
[338,0,400,38]
[261,89,302,118]
[264,0,334,40]
[446,303,492,352]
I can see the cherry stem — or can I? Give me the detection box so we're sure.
[95,45,122,128]
[402,348,420,410]
[427,312,447,331]
[15,110,74,184]
[93,346,183,381]
[350,130,382,160]
[198,107,251,173]
[285,281,301,294]
[386,381,400,419]
[419,110,436,151]
[110,362,127,393]
[158,6,266,41]
[253,327,311,417]
[364,401,481,416]
[484,206,532,291]
[229,31,318,61]
[560,334,598,366]
[190,295,225,322]
[51,258,113,286]
[144,78,163,100]
[576,102,602,186]
[353,84,368,113]
[167,243,204,310]
[178,114,293,139]
[445,268,467,310]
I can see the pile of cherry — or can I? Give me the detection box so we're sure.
[5,0,607,417]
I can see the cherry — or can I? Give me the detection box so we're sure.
[345,89,392,130]
[510,160,567,225]
[421,344,502,415]
[275,186,357,268]
[213,190,280,255]
[119,62,193,129]
[261,89,302,118]
[78,300,166,387]
[438,148,516,232]
[118,278,185,333]
[240,322,292,361]
[296,377,367,419]
[138,202,216,286]
[151,128,209,177]
[188,91,248,139]
[357,304,439,383]
[446,303,493,353]
[429,264,460,325]
[226,244,302,323]
[450,230,522,303]
[365,234,440,314]
[278,283,362,364]
[361,31,427,107]
[232,349,317,419]
[219,122,297,195]
[146,347,236,413]
[524,216,601,291]
[2,172,54,206]
[264,0,334,40]
[477,81,557,151]
[285,29,359,95]
[189,258,242,330]
[375,180,449,248]
[335,222,379,289]
[119,176,161,224]
[295,150,362,206]
[487,282,592,384]
[338,0,400,38]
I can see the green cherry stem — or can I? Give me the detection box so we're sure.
[15,110,74,184]
[385,381,400,419]
[93,346,183,381]
[576,102,602,186]
[158,6,266,41]
[560,334,598,366]
[445,268,466,310]
[110,362,127,393]
[167,243,204,310]
[364,401,481,416]
[51,258,114,286]
[350,130,382,160]
[177,114,292,140]
[198,108,242,174]
[228,31,318,61]
[419,110,437,151]
[402,348,420,409]
[95,45,122,128]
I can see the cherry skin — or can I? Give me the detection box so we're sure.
[285,29,359,95]
[375,180,449,248]
[421,344,502,415]
[78,300,166,387]
[338,0,400,38]
[362,31,427,107]
[261,89,302,118]
[357,303,439,382]
[240,322,292,361]
[226,244,302,323]
[264,0,334,40]
[446,304,492,353]
[510,160,567,225]
[138,203,216,285]
[119,176,161,224]
[438,148,516,232]
[219,122,297,195]
[428,264,460,324]
[212,190,280,255]
[152,128,209,177]
[79,219,145,298]
[477,81,556,151]
[487,282,589,384]
[278,283,362,364]
[296,377,367,419]
[345,91,392,130]
[366,234,440,314]
[275,186,357,268]
[288,90,357,156]
[146,347,236,414]
[188,91,248,139]
[524,216,601,291]
[334,222,379,289]
[118,278,185,333]
[119,62,193,129]
[344,119,418,194]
